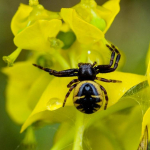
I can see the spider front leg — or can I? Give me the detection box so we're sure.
[33,64,79,77]
[106,44,121,71]
[95,44,121,73]
[94,44,116,71]
[100,85,108,110]
[96,77,122,83]
[63,84,77,107]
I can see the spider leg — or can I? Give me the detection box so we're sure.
[95,44,121,73]
[100,85,108,110]
[95,44,116,70]
[107,44,121,71]
[63,84,77,107]
[33,64,79,77]
[92,61,97,67]
[67,79,79,88]
[96,77,122,83]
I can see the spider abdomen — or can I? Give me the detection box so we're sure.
[73,81,104,114]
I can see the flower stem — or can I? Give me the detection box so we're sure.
[81,0,95,3]
[3,48,22,67]
[51,127,75,150]
[80,0,97,7]
[29,0,39,6]
[22,126,37,148]
[72,111,85,150]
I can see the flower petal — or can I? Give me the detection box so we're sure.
[21,77,77,132]
[21,71,146,132]
[85,99,142,150]
[97,71,146,107]
[21,106,76,133]
[61,8,104,44]
[28,77,75,114]
[2,61,41,124]
[14,19,62,53]
[27,73,52,110]
[11,3,33,35]
[100,0,120,33]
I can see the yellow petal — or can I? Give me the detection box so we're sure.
[85,99,142,150]
[21,76,77,132]
[21,106,76,133]
[2,61,41,124]
[14,19,62,53]
[61,8,104,44]
[100,0,120,33]
[2,61,41,83]
[29,77,75,113]
[68,39,125,70]
[11,3,33,35]
[21,70,146,132]
[4,79,31,124]
[27,73,52,110]
[97,71,146,107]
[11,3,60,36]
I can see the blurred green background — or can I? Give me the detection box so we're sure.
[0,0,150,149]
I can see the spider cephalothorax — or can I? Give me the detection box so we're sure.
[33,44,121,114]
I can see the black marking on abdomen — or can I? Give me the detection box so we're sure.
[74,83,102,114]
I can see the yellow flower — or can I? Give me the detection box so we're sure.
[61,0,120,44]
[11,3,60,35]
[60,0,124,70]
[68,40,125,70]
[3,50,146,149]
[137,44,150,149]
[52,98,142,150]
[2,51,60,124]
[3,0,147,149]
[3,2,62,67]
[20,70,146,133]
[14,19,62,53]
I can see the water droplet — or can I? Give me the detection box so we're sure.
[46,98,62,111]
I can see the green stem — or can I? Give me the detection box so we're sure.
[29,0,39,6]
[22,126,37,148]
[53,51,70,69]
[81,0,95,3]
[80,0,97,7]
[72,111,85,150]
[3,47,22,67]
[51,127,75,150]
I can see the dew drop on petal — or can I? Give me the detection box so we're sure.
[46,98,62,111]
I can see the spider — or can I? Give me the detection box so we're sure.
[33,44,122,114]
